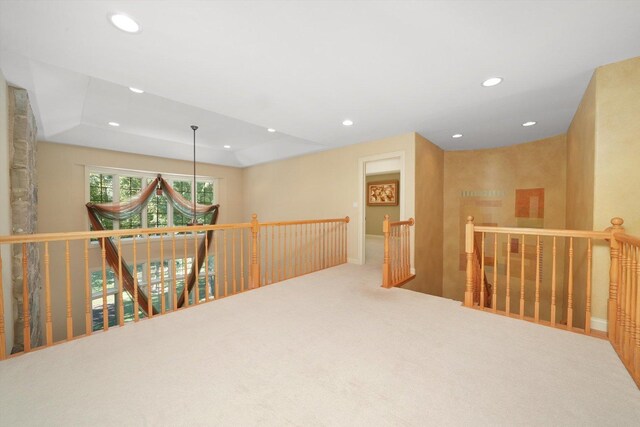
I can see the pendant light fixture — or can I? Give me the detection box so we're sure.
[188,125,200,226]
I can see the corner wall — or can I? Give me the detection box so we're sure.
[412,133,444,296]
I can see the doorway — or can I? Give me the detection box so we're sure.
[357,152,406,265]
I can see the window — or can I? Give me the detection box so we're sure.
[87,167,217,231]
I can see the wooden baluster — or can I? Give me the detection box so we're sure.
[223,230,228,296]
[205,231,210,299]
[535,236,541,323]
[240,228,245,291]
[464,217,474,307]
[480,232,486,308]
[618,243,627,349]
[551,236,557,326]
[334,222,338,267]
[250,214,260,289]
[0,254,5,359]
[519,235,525,319]
[505,233,511,316]
[84,240,91,334]
[45,242,53,345]
[147,235,153,315]
[22,243,30,351]
[631,247,640,378]
[624,243,632,358]
[284,225,288,279]
[406,223,411,277]
[214,230,219,299]
[133,237,139,321]
[183,233,189,307]
[117,237,124,326]
[270,226,274,284]
[585,238,592,334]
[172,233,178,310]
[232,229,237,294]
[567,237,574,330]
[194,230,200,303]
[345,219,349,263]
[493,234,498,313]
[161,234,167,311]
[99,238,107,332]
[383,215,391,288]
[609,218,624,343]
[277,225,282,281]
[629,245,637,365]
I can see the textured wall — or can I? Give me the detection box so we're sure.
[365,173,400,236]
[8,86,42,351]
[443,135,567,316]
[412,133,444,296]
[591,56,640,321]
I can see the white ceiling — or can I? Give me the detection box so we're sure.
[1,1,639,167]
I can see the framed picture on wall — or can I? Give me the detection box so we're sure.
[367,180,399,206]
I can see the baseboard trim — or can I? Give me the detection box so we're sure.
[365,234,384,239]
[347,257,361,265]
[591,317,607,332]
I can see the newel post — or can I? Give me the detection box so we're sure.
[608,217,624,340]
[250,213,260,289]
[382,215,391,288]
[464,216,475,307]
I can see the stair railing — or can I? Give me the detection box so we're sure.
[382,215,415,288]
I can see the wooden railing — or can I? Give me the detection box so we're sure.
[0,215,349,360]
[464,216,640,387]
[611,231,640,387]
[382,215,415,288]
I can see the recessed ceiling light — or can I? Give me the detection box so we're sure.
[129,87,144,94]
[109,13,141,34]
[223,145,231,149]
[522,121,537,127]
[267,128,276,133]
[342,119,354,126]
[482,77,503,87]
[108,121,120,127]
[452,133,463,139]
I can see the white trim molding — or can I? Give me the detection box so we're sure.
[590,317,607,333]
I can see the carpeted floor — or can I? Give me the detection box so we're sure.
[1,263,639,426]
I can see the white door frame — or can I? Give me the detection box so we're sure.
[356,151,406,265]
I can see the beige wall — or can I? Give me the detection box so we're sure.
[591,56,640,321]
[36,141,244,340]
[412,133,444,296]
[565,74,596,327]
[365,173,400,236]
[443,135,567,312]
[242,133,416,266]
[0,70,13,353]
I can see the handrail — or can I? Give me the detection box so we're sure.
[474,225,609,239]
[0,223,254,244]
[0,214,350,361]
[382,215,415,288]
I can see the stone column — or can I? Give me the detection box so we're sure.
[8,86,42,352]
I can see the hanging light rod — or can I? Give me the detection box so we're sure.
[188,125,200,226]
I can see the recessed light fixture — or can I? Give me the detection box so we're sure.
[522,121,537,127]
[109,13,141,34]
[342,119,354,126]
[482,77,503,87]
[452,133,463,139]
[267,128,276,133]
[223,145,231,149]
[108,121,120,127]
[129,87,144,94]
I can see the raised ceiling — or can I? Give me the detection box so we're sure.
[1,1,639,167]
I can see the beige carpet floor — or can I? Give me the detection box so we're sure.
[1,263,639,426]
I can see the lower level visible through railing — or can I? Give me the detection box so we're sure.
[382,215,415,288]
[0,215,349,360]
